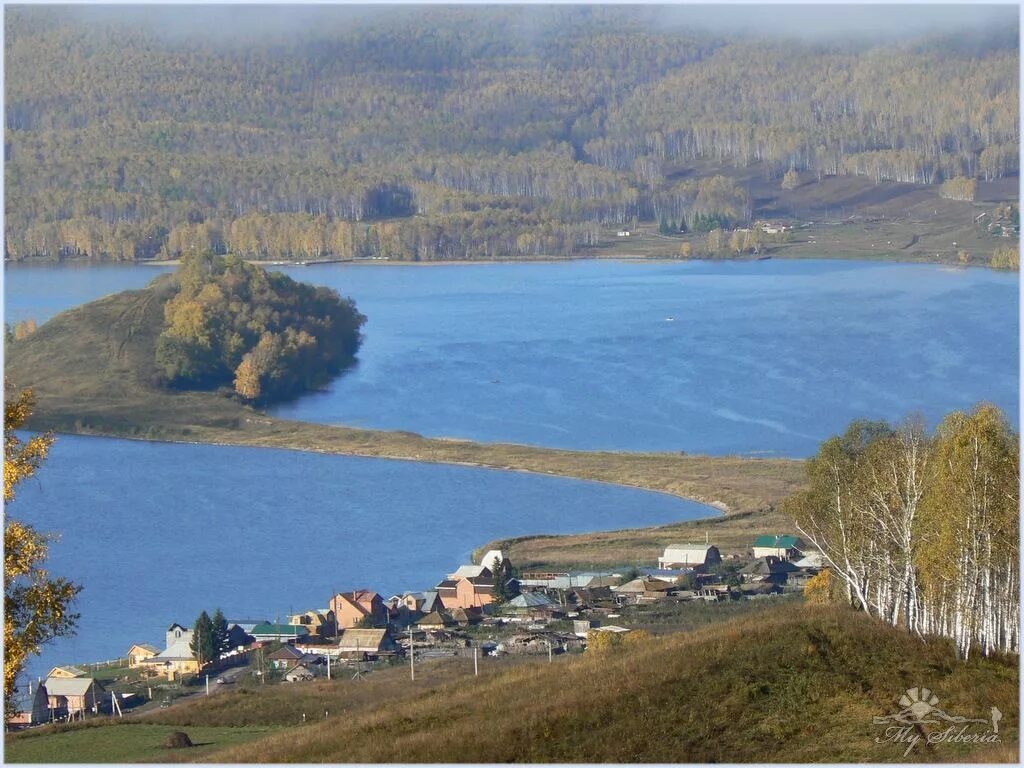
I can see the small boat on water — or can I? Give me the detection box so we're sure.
[665,316,675,321]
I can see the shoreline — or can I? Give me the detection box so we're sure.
[6,249,1012,272]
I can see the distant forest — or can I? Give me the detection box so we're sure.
[4,6,1019,262]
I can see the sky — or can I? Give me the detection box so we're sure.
[54,3,1018,43]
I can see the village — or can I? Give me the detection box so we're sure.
[12,534,821,727]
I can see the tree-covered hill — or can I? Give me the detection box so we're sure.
[5,258,365,411]
[155,253,365,402]
[4,6,1018,262]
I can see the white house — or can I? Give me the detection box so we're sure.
[752,535,805,560]
[658,544,722,569]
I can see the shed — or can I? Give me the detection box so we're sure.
[44,677,105,716]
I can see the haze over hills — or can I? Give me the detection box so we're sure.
[4,5,1018,262]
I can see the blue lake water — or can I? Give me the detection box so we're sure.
[2,257,1019,690]
[14,434,709,682]
[4,259,1019,457]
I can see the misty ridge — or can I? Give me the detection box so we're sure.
[4,3,1018,264]
[30,3,1021,48]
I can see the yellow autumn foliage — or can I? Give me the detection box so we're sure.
[4,382,80,719]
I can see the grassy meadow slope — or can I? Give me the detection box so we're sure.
[8,606,1014,763]
[200,607,1020,763]
[5,279,804,568]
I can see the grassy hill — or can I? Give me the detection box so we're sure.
[6,606,1017,763]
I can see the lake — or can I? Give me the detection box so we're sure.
[3,257,1018,687]
[6,259,1018,456]
[14,434,710,683]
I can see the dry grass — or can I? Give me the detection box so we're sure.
[199,605,1018,763]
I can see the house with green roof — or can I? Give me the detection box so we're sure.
[751,535,806,561]
[249,622,311,643]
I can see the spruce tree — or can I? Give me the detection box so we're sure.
[190,611,216,668]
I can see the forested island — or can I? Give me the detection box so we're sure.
[4,6,1018,264]
[156,253,365,402]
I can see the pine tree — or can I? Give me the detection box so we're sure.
[211,608,229,657]
[190,611,216,669]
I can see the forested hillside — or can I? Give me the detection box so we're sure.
[4,6,1018,262]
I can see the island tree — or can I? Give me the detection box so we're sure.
[155,251,366,402]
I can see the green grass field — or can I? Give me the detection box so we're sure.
[4,723,279,763]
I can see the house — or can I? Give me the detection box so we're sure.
[740,556,801,585]
[503,592,561,618]
[9,684,52,726]
[436,575,495,610]
[127,644,159,668]
[449,564,493,580]
[46,666,86,679]
[226,619,268,635]
[334,628,398,657]
[658,544,722,570]
[267,644,305,670]
[752,535,805,560]
[517,572,619,591]
[138,623,200,681]
[249,623,311,643]
[641,568,694,583]
[416,611,454,631]
[289,610,336,638]
[331,590,388,629]
[44,677,105,717]
[225,624,255,651]
[617,229,631,237]
[614,578,677,603]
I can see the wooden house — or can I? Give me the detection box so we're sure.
[288,609,336,638]
[267,644,305,670]
[127,644,159,668]
[46,666,86,679]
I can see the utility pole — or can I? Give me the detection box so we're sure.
[473,645,478,676]
[205,675,209,696]
[408,625,414,681]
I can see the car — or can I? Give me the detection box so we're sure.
[159,699,171,709]
[215,677,226,684]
